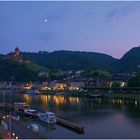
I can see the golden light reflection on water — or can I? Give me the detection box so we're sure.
[39,94,80,107]
[112,99,124,106]
[22,94,139,112]
[40,95,48,108]
[23,94,32,105]
[69,97,79,104]
[52,95,66,105]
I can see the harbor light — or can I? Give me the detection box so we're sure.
[16,136,18,139]
[135,100,137,106]
[120,82,125,87]
[12,133,15,136]
[24,83,32,90]
[69,87,79,90]
[3,116,6,119]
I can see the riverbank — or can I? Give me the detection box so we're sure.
[1,88,140,101]
[101,93,140,101]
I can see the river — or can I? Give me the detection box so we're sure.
[1,92,140,139]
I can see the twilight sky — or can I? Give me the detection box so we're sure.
[1,1,140,58]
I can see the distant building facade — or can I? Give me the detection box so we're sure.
[38,71,49,78]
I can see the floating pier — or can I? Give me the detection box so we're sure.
[56,117,84,134]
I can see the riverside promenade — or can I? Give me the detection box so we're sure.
[3,118,44,139]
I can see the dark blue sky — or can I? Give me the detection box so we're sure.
[1,1,140,58]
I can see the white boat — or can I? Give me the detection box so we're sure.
[37,111,57,124]
[26,90,40,95]
[14,102,26,106]
[89,94,101,98]
[14,102,29,111]
[27,124,39,132]
[108,89,113,93]
[24,109,38,119]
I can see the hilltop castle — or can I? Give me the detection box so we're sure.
[4,47,31,63]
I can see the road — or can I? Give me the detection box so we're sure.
[3,118,44,139]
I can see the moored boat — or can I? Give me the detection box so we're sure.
[27,124,39,132]
[89,93,101,98]
[37,111,57,124]
[26,89,40,95]
[24,109,38,119]
[14,102,29,112]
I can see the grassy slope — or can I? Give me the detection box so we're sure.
[23,62,46,72]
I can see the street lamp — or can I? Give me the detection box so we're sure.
[9,112,12,139]
[3,90,5,115]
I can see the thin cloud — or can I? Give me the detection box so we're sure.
[106,2,140,21]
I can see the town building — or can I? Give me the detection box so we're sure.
[38,71,49,78]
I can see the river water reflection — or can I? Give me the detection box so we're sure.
[1,92,140,138]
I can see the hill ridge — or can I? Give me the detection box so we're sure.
[0,46,140,75]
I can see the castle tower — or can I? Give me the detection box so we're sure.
[4,47,31,63]
[15,47,20,56]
